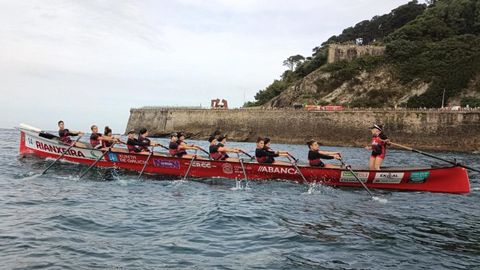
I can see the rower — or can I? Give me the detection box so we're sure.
[138,128,157,153]
[176,132,201,158]
[216,135,241,161]
[209,135,240,161]
[101,126,119,148]
[366,124,389,170]
[256,137,289,164]
[89,125,103,149]
[307,140,341,168]
[90,125,117,149]
[126,130,145,154]
[58,120,85,148]
[169,132,198,158]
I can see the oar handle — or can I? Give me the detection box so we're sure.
[287,153,299,163]
[196,146,211,159]
[239,150,254,160]
[155,143,169,151]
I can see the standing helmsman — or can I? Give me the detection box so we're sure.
[366,124,389,170]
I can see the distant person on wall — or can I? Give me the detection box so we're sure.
[366,124,389,170]
[306,139,341,168]
[58,120,85,148]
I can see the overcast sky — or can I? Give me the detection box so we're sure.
[0,0,412,132]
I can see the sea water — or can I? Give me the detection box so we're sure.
[1,128,479,269]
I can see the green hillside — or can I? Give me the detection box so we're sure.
[246,0,480,108]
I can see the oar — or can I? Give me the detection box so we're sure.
[78,143,116,179]
[236,153,249,188]
[41,136,83,175]
[339,158,374,198]
[196,146,212,159]
[138,146,156,179]
[155,143,169,151]
[183,153,197,180]
[286,154,308,184]
[239,150,254,160]
[287,153,299,163]
[390,142,480,173]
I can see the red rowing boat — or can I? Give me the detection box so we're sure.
[18,124,470,194]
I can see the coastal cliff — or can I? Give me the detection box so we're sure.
[126,108,480,152]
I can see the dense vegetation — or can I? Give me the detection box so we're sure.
[246,0,480,108]
[386,0,480,107]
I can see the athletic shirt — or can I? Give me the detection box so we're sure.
[102,139,114,148]
[308,150,334,167]
[90,132,102,148]
[168,141,186,157]
[216,143,230,159]
[209,144,226,160]
[127,138,142,153]
[137,135,151,152]
[59,129,75,144]
[371,133,388,157]
[255,147,278,163]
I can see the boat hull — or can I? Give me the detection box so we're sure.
[19,129,470,194]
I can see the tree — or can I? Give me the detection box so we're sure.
[283,55,305,71]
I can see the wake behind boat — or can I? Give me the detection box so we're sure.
[18,124,470,194]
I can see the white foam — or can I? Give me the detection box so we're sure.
[372,196,388,203]
[21,172,41,180]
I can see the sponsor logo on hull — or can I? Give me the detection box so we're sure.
[340,171,369,183]
[153,159,180,169]
[222,163,233,174]
[116,154,145,165]
[258,166,297,175]
[26,134,90,159]
[192,161,212,169]
[108,153,119,162]
[373,172,404,184]
[409,171,430,183]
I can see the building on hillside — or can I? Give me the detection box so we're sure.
[327,44,385,64]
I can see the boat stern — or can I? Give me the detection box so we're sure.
[19,130,35,157]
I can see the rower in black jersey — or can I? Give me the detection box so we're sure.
[209,135,241,161]
[255,137,289,164]
[306,139,341,168]
[169,132,199,158]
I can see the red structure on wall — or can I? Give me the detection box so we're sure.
[211,98,228,109]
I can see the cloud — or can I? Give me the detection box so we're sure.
[0,0,411,131]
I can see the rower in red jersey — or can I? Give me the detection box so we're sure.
[306,140,341,168]
[137,128,158,153]
[255,137,289,164]
[101,126,119,148]
[126,130,146,154]
[168,132,199,158]
[89,125,118,149]
[208,135,240,161]
[366,124,390,170]
[175,132,201,158]
[58,120,85,148]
